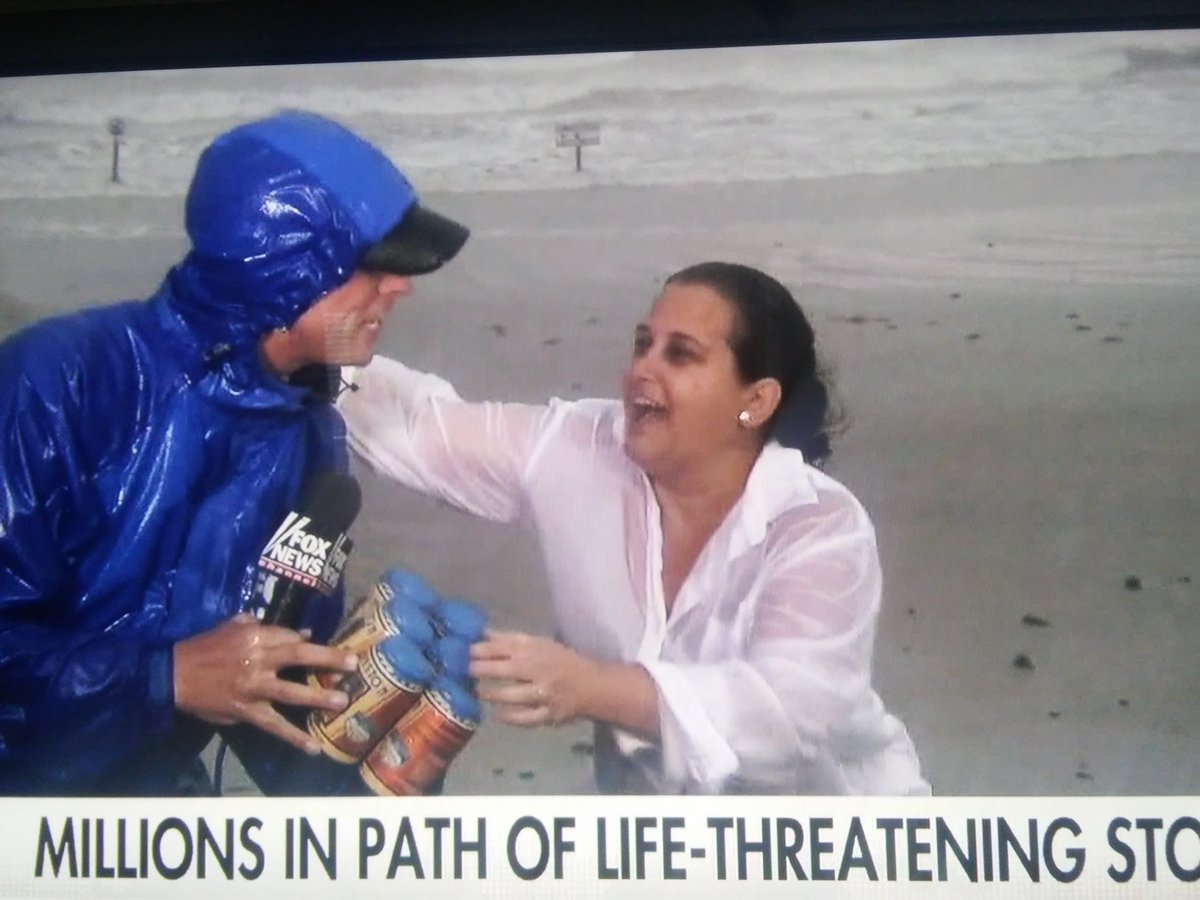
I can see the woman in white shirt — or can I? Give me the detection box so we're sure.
[340,261,928,795]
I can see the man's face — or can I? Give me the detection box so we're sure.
[288,271,412,368]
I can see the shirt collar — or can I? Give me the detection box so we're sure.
[730,440,821,554]
[612,403,820,552]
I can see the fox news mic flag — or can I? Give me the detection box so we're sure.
[254,472,362,629]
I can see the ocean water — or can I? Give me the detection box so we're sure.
[1,29,1199,212]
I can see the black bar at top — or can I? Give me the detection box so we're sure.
[1,0,1199,77]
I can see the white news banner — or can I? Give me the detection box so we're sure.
[4,795,1199,898]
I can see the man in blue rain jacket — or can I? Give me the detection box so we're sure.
[0,111,468,795]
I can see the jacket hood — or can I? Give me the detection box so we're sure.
[164,111,419,361]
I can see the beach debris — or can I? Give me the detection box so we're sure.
[490,323,507,337]
[1074,324,1092,332]
[1178,575,1192,584]
[1118,698,1130,708]
[570,741,594,756]
[1075,770,1094,781]
[907,607,915,616]
[1102,335,1125,343]
[492,767,505,776]
[1124,575,1142,592]
[926,320,938,326]
[584,315,599,326]
[543,337,561,346]
[1021,613,1051,628]
[949,292,962,299]
[965,332,982,341]
[1066,312,1080,320]
[901,646,911,654]
[570,382,582,392]
[1012,653,1035,671]
[831,314,894,328]
[1048,710,1061,719]
[518,770,536,781]
[1117,321,1130,329]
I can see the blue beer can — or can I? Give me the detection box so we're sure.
[427,632,473,682]
[431,597,487,642]
[383,592,436,651]
[372,568,438,613]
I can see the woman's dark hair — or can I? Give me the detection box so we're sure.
[665,261,839,466]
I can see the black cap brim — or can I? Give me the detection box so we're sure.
[360,203,469,276]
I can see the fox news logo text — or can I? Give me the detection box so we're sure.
[258,513,350,594]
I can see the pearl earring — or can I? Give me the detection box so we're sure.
[738,410,752,426]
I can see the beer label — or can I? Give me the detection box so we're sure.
[375,729,411,768]
[357,691,479,796]
[307,651,425,764]
[329,604,392,658]
[369,578,397,609]
[427,689,481,731]
[343,713,378,746]
[369,644,427,693]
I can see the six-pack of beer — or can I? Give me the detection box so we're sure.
[307,569,485,795]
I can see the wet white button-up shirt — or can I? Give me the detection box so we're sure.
[340,356,929,795]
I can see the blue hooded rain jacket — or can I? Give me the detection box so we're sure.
[0,112,420,795]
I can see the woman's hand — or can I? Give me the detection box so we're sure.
[468,629,598,728]
[469,629,661,739]
[173,613,359,754]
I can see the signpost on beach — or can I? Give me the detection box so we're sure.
[555,121,600,172]
[107,117,125,183]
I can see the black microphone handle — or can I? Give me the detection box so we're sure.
[262,579,315,630]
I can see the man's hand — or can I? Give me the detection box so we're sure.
[174,614,359,754]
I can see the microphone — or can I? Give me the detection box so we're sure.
[254,471,362,629]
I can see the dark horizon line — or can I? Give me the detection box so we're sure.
[2,0,1199,78]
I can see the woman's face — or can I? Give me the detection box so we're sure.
[621,281,754,479]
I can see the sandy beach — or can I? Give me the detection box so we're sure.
[2,150,1196,795]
